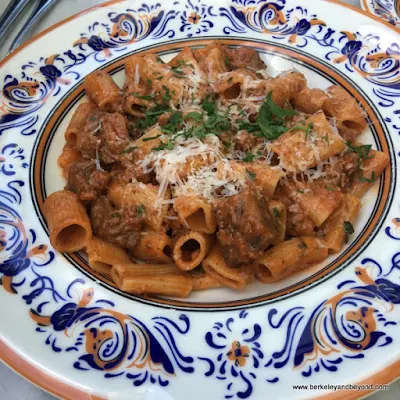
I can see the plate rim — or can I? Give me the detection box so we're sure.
[360,0,400,26]
[0,0,399,398]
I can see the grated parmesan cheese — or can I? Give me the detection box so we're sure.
[137,135,246,206]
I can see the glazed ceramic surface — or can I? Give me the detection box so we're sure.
[0,1,400,399]
[362,0,400,26]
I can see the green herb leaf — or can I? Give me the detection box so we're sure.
[359,171,376,183]
[297,189,305,194]
[120,146,138,154]
[346,142,374,182]
[146,78,152,86]
[346,142,372,161]
[291,123,314,139]
[325,185,334,191]
[344,221,355,243]
[184,112,203,121]
[223,140,232,149]
[132,92,154,101]
[263,91,297,120]
[136,204,145,217]
[111,212,121,218]
[298,240,308,250]
[152,141,174,151]
[240,92,297,141]
[143,134,162,142]
[202,96,217,115]
[273,207,281,218]
[243,152,255,163]
[224,56,232,69]
[246,169,256,180]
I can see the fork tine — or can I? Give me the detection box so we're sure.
[7,0,59,55]
[0,0,32,45]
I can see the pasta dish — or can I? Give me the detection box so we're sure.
[44,42,389,298]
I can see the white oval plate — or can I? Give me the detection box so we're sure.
[1,1,400,399]
[361,0,400,27]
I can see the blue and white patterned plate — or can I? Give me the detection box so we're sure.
[0,1,400,399]
[362,0,400,27]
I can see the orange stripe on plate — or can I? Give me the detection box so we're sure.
[33,39,392,309]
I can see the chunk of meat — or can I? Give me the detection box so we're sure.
[234,130,264,152]
[224,46,266,71]
[110,161,153,185]
[75,110,103,159]
[318,152,358,188]
[76,111,129,165]
[90,196,144,251]
[99,112,130,163]
[214,191,279,265]
[67,160,110,202]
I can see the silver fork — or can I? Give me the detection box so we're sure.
[0,0,32,43]
[7,0,59,55]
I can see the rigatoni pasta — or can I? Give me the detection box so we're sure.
[86,236,131,275]
[84,70,123,113]
[44,190,92,252]
[111,264,193,297]
[173,231,214,271]
[44,41,389,298]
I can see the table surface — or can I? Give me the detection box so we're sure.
[0,0,399,399]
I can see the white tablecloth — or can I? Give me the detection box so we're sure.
[0,0,399,399]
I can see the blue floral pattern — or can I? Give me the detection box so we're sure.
[0,144,28,176]
[180,0,217,37]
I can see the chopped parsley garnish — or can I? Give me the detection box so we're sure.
[273,207,281,218]
[202,96,218,115]
[111,212,121,218]
[170,60,192,78]
[146,78,152,86]
[132,92,154,102]
[346,142,374,183]
[143,134,162,142]
[298,241,308,250]
[359,171,376,183]
[344,221,355,243]
[135,86,171,130]
[173,60,193,69]
[136,204,145,217]
[246,169,256,180]
[291,123,314,139]
[346,142,372,161]
[161,111,182,135]
[297,189,305,194]
[239,92,297,141]
[120,146,138,154]
[152,141,174,151]
[325,185,334,191]
[224,56,232,68]
[184,112,203,121]
[223,140,232,149]
[227,77,233,84]
[243,152,255,163]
